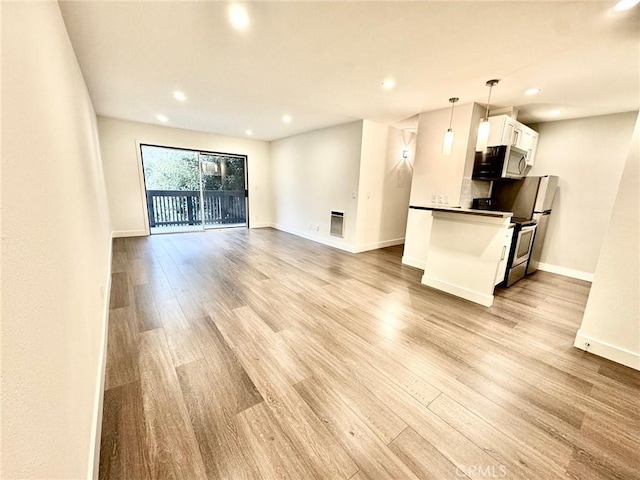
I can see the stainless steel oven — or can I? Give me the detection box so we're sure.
[504,221,537,287]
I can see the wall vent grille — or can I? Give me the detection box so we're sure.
[330,211,344,237]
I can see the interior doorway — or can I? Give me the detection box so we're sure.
[140,144,248,234]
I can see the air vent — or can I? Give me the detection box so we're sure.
[330,211,344,237]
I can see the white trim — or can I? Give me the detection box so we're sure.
[271,224,404,254]
[432,210,512,227]
[402,255,426,270]
[538,262,594,282]
[112,229,148,238]
[250,222,272,229]
[421,274,494,307]
[574,330,640,370]
[134,140,152,236]
[270,223,357,253]
[353,237,405,253]
[87,237,113,479]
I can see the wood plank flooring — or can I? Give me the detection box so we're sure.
[99,228,640,480]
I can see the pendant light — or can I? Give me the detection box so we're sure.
[476,79,500,151]
[442,97,459,156]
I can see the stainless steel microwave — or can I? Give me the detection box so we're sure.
[472,145,528,180]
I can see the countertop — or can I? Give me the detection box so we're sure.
[409,205,513,219]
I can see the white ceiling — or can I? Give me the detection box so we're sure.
[59,1,639,141]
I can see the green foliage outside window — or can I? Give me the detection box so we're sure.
[141,145,245,191]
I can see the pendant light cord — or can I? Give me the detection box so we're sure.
[448,102,455,129]
[485,86,492,119]
[447,97,459,129]
[484,79,499,120]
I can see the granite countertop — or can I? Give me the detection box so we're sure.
[409,205,513,219]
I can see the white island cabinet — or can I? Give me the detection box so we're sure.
[415,206,513,307]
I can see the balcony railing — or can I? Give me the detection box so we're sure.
[146,190,246,227]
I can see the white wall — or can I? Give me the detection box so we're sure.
[403,102,484,268]
[409,103,477,207]
[2,2,112,478]
[528,112,637,279]
[270,121,364,250]
[97,116,271,237]
[574,114,639,369]
[355,121,412,251]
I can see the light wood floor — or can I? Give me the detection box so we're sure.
[100,228,640,480]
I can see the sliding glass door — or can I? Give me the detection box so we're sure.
[199,153,247,229]
[141,145,247,234]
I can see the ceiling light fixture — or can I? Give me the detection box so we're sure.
[613,0,640,11]
[156,114,168,123]
[228,4,250,30]
[442,97,459,157]
[525,88,541,96]
[549,109,561,117]
[381,79,395,90]
[173,91,187,101]
[476,79,500,152]
[282,114,292,124]
[245,129,253,136]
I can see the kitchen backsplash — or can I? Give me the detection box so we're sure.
[460,178,491,208]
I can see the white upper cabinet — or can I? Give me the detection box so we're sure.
[486,114,539,166]
[521,129,539,167]
[487,115,516,147]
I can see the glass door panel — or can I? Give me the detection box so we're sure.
[199,153,247,228]
[141,145,202,234]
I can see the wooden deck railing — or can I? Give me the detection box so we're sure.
[146,190,246,227]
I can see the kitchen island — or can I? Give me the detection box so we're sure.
[410,205,513,307]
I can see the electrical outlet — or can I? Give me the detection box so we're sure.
[431,194,437,204]
[438,194,444,204]
[444,195,449,205]
[352,190,357,199]
[316,225,320,231]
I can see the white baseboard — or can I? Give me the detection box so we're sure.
[574,330,640,370]
[270,223,405,254]
[88,238,113,479]
[270,223,357,253]
[250,222,272,229]
[538,262,594,282]
[112,229,147,238]
[402,255,426,270]
[421,274,494,307]
[353,237,405,253]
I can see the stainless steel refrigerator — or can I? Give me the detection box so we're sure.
[491,175,559,274]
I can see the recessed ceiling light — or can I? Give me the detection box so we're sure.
[245,129,253,136]
[228,4,250,30]
[156,114,168,123]
[381,79,395,90]
[173,91,187,101]
[548,109,561,116]
[282,115,292,124]
[525,88,541,96]
[613,0,640,11]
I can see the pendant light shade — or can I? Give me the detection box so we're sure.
[476,79,500,151]
[476,119,491,152]
[442,97,459,156]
